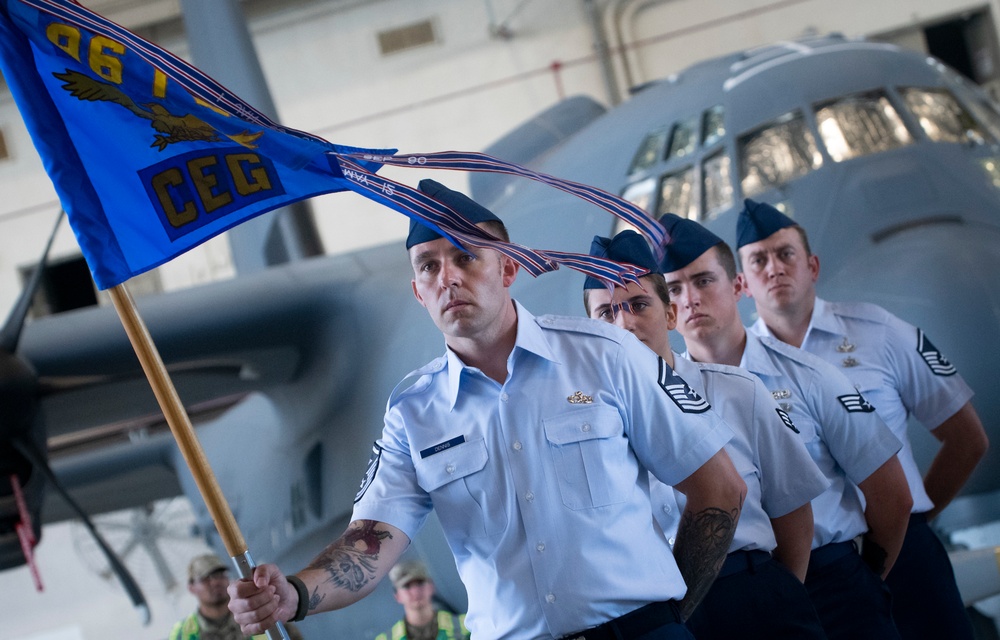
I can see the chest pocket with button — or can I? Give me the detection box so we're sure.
[788,396,824,458]
[543,405,632,510]
[841,370,890,412]
[413,437,507,540]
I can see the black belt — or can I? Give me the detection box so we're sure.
[808,540,857,572]
[717,549,772,578]
[560,600,682,640]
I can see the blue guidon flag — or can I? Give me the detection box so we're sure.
[0,0,667,291]
[657,358,711,414]
[0,0,393,289]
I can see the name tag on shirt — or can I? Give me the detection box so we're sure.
[420,435,466,459]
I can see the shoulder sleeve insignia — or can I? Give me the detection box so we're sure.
[838,393,876,413]
[775,407,800,433]
[657,357,711,413]
[354,443,382,503]
[916,328,957,376]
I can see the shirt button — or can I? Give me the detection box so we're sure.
[668,537,676,546]
[501,393,509,402]
[525,491,534,502]
[662,504,672,514]
[581,422,591,432]
[546,593,556,603]
[536,542,545,552]
[446,464,456,474]
[513,441,522,451]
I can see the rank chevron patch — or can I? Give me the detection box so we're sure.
[917,328,957,376]
[658,358,711,413]
[776,407,800,433]
[838,393,876,413]
[354,443,382,503]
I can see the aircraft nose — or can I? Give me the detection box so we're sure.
[820,220,1000,498]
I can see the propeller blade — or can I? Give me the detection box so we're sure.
[11,434,151,625]
[0,210,65,354]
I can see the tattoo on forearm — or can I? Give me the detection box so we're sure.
[308,585,323,612]
[861,534,888,577]
[306,520,392,599]
[673,504,740,620]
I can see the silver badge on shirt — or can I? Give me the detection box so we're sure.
[836,337,856,353]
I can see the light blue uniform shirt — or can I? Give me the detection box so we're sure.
[655,355,829,553]
[738,332,902,548]
[353,302,734,640]
[752,298,974,514]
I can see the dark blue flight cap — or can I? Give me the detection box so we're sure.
[736,198,797,250]
[583,230,658,289]
[405,179,503,249]
[658,213,725,273]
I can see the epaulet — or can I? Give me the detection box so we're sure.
[757,334,831,373]
[534,314,626,343]
[824,299,892,324]
[693,359,757,382]
[387,355,447,407]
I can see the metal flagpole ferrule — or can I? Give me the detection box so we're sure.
[232,550,292,640]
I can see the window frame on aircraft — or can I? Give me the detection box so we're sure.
[946,69,1000,141]
[738,109,824,199]
[813,90,914,162]
[628,128,670,177]
[657,165,698,220]
[624,104,735,221]
[701,105,726,148]
[621,176,658,215]
[665,115,700,162]
[899,86,991,145]
[702,149,733,220]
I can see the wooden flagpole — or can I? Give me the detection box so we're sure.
[108,283,290,640]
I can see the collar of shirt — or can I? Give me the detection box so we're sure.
[750,297,842,346]
[801,297,847,346]
[443,301,560,409]
[739,331,785,378]
[669,351,708,398]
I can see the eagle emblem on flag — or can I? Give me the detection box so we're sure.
[53,69,263,151]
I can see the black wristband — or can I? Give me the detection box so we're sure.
[287,575,309,622]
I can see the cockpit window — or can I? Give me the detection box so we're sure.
[944,72,1000,142]
[814,91,913,162]
[628,129,669,176]
[702,105,726,147]
[900,87,989,144]
[666,116,699,161]
[739,110,822,198]
[621,177,657,214]
[657,166,698,220]
[703,150,732,220]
